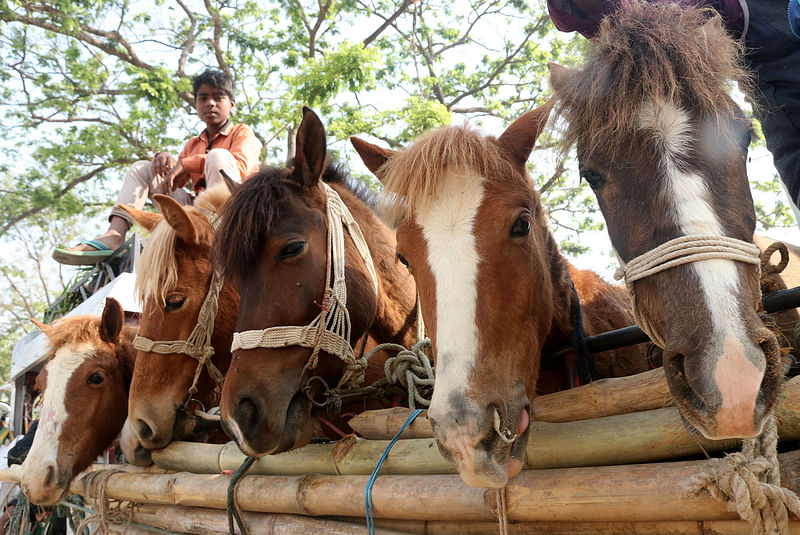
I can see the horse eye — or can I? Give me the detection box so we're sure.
[510,216,531,238]
[87,372,104,385]
[580,169,606,189]
[396,253,409,267]
[278,241,306,260]
[165,296,186,312]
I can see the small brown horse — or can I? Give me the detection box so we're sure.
[351,103,648,488]
[122,186,237,451]
[549,1,783,440]
[212,108,418,457]
[20,298,136,505]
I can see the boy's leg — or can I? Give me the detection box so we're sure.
[204,148,240,188]
[62,160,192,253]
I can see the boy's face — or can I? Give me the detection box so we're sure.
[194,83,234,129]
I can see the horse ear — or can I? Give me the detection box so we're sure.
[31,318,49,334]
[219,168,241,194]
[152,194,198,244]
[100,297,124,344]
[498,99,554,165]
[117,204,163,232]
[350,137,396,182]
[292,107,328,188]
[548,62,579,96]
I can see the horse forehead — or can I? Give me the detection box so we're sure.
[638,100,693,157]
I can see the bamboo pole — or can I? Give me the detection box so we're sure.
[61,452,800,522]
[348,368,673,437]
[115,503,411,535]
[151,378,800,475]
[358,518,800,535]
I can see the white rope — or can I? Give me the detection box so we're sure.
[230,184,378,390]
[614,235,761,348]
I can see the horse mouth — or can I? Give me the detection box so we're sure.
[227,390,313,457]
[434,406,530,488]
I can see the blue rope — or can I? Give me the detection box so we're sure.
[364,408,423,534]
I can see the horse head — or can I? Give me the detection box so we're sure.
[352,103,553,487]
[124,186,236,451]
[21,298,135,505]
[549,1,783,439]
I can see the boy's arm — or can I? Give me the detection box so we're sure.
[227,125,262,181]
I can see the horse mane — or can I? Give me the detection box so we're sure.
[552,0,751,158]
[378,123,522,224]
[135,185,231,306]
[213,161,375,283]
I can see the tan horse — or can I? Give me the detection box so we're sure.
[549,1,783,440]
[21,298,136,505]
[351,103,648,488]
[122,187,236,452]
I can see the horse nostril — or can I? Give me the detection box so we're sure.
[235,397,260,434]
[43,463,57,488]
[136,419,155,442]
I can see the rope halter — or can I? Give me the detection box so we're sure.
[230,183,379,390]
[132,213,226,401]
[614,234,761,348]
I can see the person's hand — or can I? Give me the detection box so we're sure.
[152,152,176,178]
[164,160,188,193]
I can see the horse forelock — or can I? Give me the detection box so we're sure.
[195,184,232,213]
[213,161,373,282]
[135,207,215,306]
[552,0,750,159]
[41,315,106,359]
[379,123,522,224]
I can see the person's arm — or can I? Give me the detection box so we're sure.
[547,0,618,38]
[227,125,262,181]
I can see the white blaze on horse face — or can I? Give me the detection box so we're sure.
[415,168,485,424]
[641,100,764,432]
[22,343,94,500]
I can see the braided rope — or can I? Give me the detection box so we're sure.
[687,413,800,534]
[133,268,226,396]
[614,235,761,348]
[230,184,378,390]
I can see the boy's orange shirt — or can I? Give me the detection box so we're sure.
[179,122,261,191]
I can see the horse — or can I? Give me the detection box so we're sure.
[121,186,237,453]
[350,102,649,488]
[20,298,136,505]
[548,0,784,440]
[211,107,418,457]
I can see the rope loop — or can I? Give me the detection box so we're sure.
[686,413,800,534]
[615,235,761,348]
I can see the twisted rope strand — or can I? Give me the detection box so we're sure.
[614,235,761,347]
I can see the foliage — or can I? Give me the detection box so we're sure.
[0,0,793,378]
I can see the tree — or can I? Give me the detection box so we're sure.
[0,0,793,373]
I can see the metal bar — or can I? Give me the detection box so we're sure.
[583,285,800,354]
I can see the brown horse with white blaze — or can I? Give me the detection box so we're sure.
[351,103,649,488]
[549,1,783,440]
[20,298,136,505]
[212,107,418,457]
[122,186,236,452]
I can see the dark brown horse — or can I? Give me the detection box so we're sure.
[549,1,783,440]
[351,102,648,488]
[211,108,418,457]
[122,187,237,452]
[20,298,136,505]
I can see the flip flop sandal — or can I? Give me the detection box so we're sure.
[52,239,115,266]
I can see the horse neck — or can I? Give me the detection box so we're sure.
[332,184,418,349]
[539,232,580,355]
[119,325,140,392]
